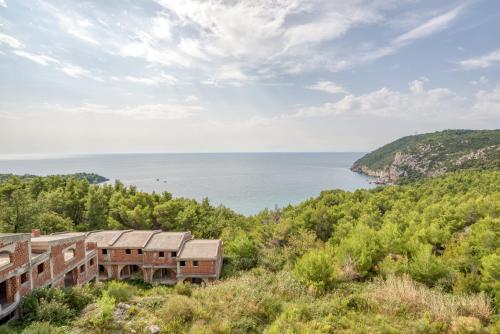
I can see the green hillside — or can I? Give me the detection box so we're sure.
[1,170,499,333]
[0,172,108,184]
[351,129,500,183]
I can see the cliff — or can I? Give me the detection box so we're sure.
[351,129,500,184]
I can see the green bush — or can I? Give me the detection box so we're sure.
[409,244,450,287]
[293,249,338,293]
[106,280,135,302]
[334,224,383,278]
[225,231,259,271]
[21,322,66,334]
[36,298,74,325]
[85,292,116,331]
[174,282,192,297]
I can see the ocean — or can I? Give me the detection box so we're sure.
[0,153,374,215]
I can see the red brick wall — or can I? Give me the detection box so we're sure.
[109,248,143,263]
[143,251,176,266]
[6,276,18,303]
[32,259,51,289]
[86,257,97,282]
[19,272,31,297]
[179,260,215,275]
[51,240,85,277]
[0,240,30,277]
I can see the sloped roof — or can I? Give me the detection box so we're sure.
[178,239,221,260]
[112,230,159,248]
[0,233,30,244]
[86,230,128,248]
[31,232,86,246]
[144,232,191,251]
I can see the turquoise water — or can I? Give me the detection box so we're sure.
[0,153,374,215]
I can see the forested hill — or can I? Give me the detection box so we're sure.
[1,170,499,333]
[351,129,500,184]
[0,172,108,184]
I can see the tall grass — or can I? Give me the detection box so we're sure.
[368,274,492,323]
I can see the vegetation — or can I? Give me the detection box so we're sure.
[351,129,500,183]
[0,173,108,184]
[0,169,499,333]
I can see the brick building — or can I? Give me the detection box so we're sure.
[87,230,223,284]
[0,229,222,323]
[0,230,98,323]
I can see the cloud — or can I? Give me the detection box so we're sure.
[307,81,348,95]
[51,102,203,120]
[473,85,500,119]
[60,64,90,78]
[393,5,465,44]
[459,48,500,69]
[12,50,59,66]
[325,4,467,72]
[122,73,177,86]
[0,32,22,48]
[470,76,488,85]
[38,1,100,45]
[291,80,465,120]
[185,95,198,102]
[0,0,6,8]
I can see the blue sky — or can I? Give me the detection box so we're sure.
[0,0,499,155]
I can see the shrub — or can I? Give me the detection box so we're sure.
[334,224,382,278]
[225,232,259,271]
[85,292,116,331]
[106,280,135,302]
[21,322,66,334]
[378,254,409,278]
[409,244,450,287]
[62,286,95,313]
[174,282,192,297]
[36,298,74,325]
[161,295,197,323]
[293,249,338,293]
[368,275,492,323]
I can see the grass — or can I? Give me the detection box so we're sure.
[367,274,493,323]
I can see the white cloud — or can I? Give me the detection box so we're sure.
[185,95,198,102]
[326,5,466,72]
[459,48,500,69]
[0,32,22,48]
[393,5,465,44]
[51,102,203,120]
[307,81,348,95]
[473,85,500,119]
[0,0,6,8]
[38,1,99,45]
[470,76,488,85]
[122,73,177,86]
[12,50,59,66]
[60,64,90,78]
[291,80,465,120]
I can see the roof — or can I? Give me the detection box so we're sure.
[112,230,159,248]
[86,230,129,248]
[31,233,86,246]
[178,239,222,260]
[144,232,191,251]
[0,233,30,244]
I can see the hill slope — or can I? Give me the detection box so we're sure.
[351,129,500,183]
[0,172,108,184]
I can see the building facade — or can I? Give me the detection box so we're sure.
[86,230,223,285]
[0,230,97,323]
[0,229,223,323]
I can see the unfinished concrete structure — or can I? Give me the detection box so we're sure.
[0,230,98,323]
[87,230,223,285]
[0,228,222,322]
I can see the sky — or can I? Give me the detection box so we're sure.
[0,0,499,155]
